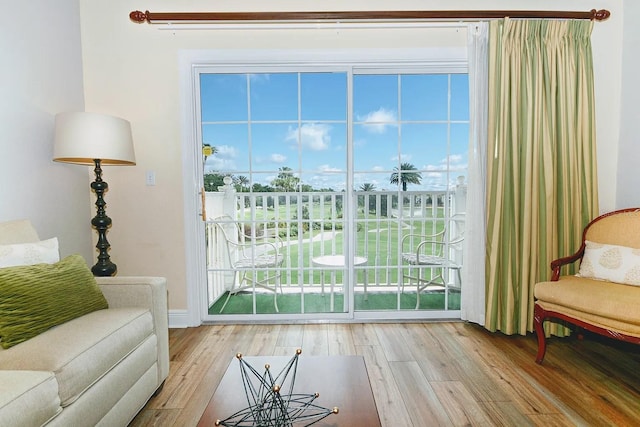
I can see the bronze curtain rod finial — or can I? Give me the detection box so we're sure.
[129,10,149,23]
[591,9,611,21]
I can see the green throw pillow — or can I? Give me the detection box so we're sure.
[0,254,108,349]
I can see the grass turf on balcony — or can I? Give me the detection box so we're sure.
[209,291,460,314]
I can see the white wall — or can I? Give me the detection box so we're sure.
[617,0,640,208]
[0,1,92,261]
[78,0,624,321]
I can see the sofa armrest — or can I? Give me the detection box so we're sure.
[95,276,169,386]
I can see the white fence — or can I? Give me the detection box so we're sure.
[205,183,466,307]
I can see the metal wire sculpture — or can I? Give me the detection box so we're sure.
[215,349,338,427]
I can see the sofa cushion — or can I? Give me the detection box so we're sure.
[0,307,154,407]
[0,237,59,268]
[578,241,640,286]
[0,254,108,348]
[0,370,62,426]
[535,275,640,327]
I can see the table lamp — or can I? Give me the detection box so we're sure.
[53,112,136,276]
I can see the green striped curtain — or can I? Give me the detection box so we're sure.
[484,19,599,335]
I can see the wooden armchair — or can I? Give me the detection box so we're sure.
[533,208,640,363]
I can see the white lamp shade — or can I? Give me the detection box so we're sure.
[53,112,136,165]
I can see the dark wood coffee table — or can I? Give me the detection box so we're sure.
[198,355,381,427]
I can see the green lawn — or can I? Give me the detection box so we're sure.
[239,201,446,287]
[210,290,461,314]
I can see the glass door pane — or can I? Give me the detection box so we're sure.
[201,71,350,317]
[352,73,468,314]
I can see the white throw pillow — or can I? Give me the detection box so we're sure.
[0,238,60,268]
[578,240,640,286]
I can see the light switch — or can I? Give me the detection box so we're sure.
[146,170,156,186]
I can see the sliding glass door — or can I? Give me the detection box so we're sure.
[196,58,468,321]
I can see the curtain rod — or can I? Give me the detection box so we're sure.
[129,9,611,24]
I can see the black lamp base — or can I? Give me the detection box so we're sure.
[91,261,117,277]
[91,159,117,277]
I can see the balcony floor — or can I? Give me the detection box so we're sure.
[209,289,461,314]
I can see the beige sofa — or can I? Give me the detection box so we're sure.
[0,220,169,426]
[534,208,640,363]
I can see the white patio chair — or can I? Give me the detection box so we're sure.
[401,214,465,309]
[213,215,284,313]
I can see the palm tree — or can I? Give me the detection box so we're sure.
[359,183,376,191]
[236,175,249,192]
[390,162,422,191]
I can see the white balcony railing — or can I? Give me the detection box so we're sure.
[205,184,466,311]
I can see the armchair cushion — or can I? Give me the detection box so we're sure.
[578,240,640,286]
[535,275,640,328]
[0,254,108,348]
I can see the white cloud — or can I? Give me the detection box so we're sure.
[204,144,238,171]
[248,74,270,83]
[391,154,413,163]
[286,123,331,151]
[318,164,342,172]
[271,153,287,163]
[421,153,467,172]
[416,154,468,184]
[447,154,467,170]
[448,154,463,164]
[353,138,367,147]
[358,108,397,134]
[215,145,238,158]
[307,174,346,191]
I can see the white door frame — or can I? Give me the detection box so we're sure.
[177,48,467,326]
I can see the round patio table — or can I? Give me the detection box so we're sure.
[311,255,368,311]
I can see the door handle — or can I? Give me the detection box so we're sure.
[201,187,206,221]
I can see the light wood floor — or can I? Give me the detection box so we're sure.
[130,322,640,426]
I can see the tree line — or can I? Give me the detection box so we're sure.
[204,143,422,193]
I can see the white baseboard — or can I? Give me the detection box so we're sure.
[168,309,200,328]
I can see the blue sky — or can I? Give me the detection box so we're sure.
[200,72,469,191]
